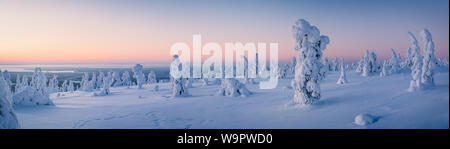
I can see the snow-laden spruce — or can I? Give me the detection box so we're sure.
[0,71,20,129]
[291,19,330,105]
[147,70,157,84]
[217,78,251,97]
[420,29,436,88]
[132,64,145,89]
[13,68,54,106]
[407,32,423,92]
[337,58,347,85]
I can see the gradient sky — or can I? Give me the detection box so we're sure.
[0,0,448,64]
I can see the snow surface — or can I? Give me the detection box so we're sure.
[14,69,449,129]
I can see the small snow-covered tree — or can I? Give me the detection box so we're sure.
[0,72,20,129]
[13,68,54,106]
[112,71,122,87]
[408,32,423,92]
[68,81,75,92]
[60,80,68,92]
[380,61,389,77]
[121,71,132,86]
[332,57,339,71]
[89,72,97,90]
[217,78,251,97]
[80,72,90,91]
[2,70,12,90]
[337,58,347,85]
[420,29,436,88]
[98,72,113,95]
[147,70,157,84]
[132,64,145,89]
[291,19,330,105]
[323,57,330,71]
[48,74,59,93]
[389,48,400,74]
[14,74,21,93]
[361,50,378,76]
[97,71,104,90]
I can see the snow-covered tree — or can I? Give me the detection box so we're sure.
[420,29,436,88]
[337,58,347,85]
[291,19,330,105]
[380,60,389,77]
[68,81,75,92]
[90,72,97,90]
[408,32,423,92]
[332,57,339,71]
[121,71,132,86]
[2,70,12,90]
[217,78,251,97]
[14,74,21,93]
[0,72,20,129]
[170,55,189,97]
[98,72,113,95]
[406,31,421,69]
[389,48,400,74]
[48,74,59,93]
[361,50,378,76]
[147,70,157,84]
[323,57,330,71]
[112,71,122,87]
[80,72,90,91]
[132,64,145,89]
[97,71,104,90]
[13,68,54,106]
[60,80,68,92]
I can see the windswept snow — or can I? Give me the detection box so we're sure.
[14,68,449,129]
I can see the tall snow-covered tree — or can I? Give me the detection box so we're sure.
[337,57,347,85]
[0,72,20,129]
[420,29,436,88]
[408,32,423,92]
[291,19,330,105]
[90,72,97,90]
[68,81,75,92]
[406,32,420,69]
[2,70,12,90]
[132,64,145,89]
[170,55,189,97]
[15,74,21,93]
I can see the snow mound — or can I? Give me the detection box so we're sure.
[217,78,251,97]
[354,113,377,126]
[13,86,54,106]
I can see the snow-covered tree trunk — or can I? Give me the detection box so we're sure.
[68,81,75,92]
[172,78,189,97]
[132,64,145,89]
[97,72,104,90]
[420,29,436,88]
[0,72,20,129]
[337,58,347,85]
[292,19,330,105]
[112,71,122,87]
[380,61,389,77]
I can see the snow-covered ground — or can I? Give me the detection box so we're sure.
[15,68,449,129]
